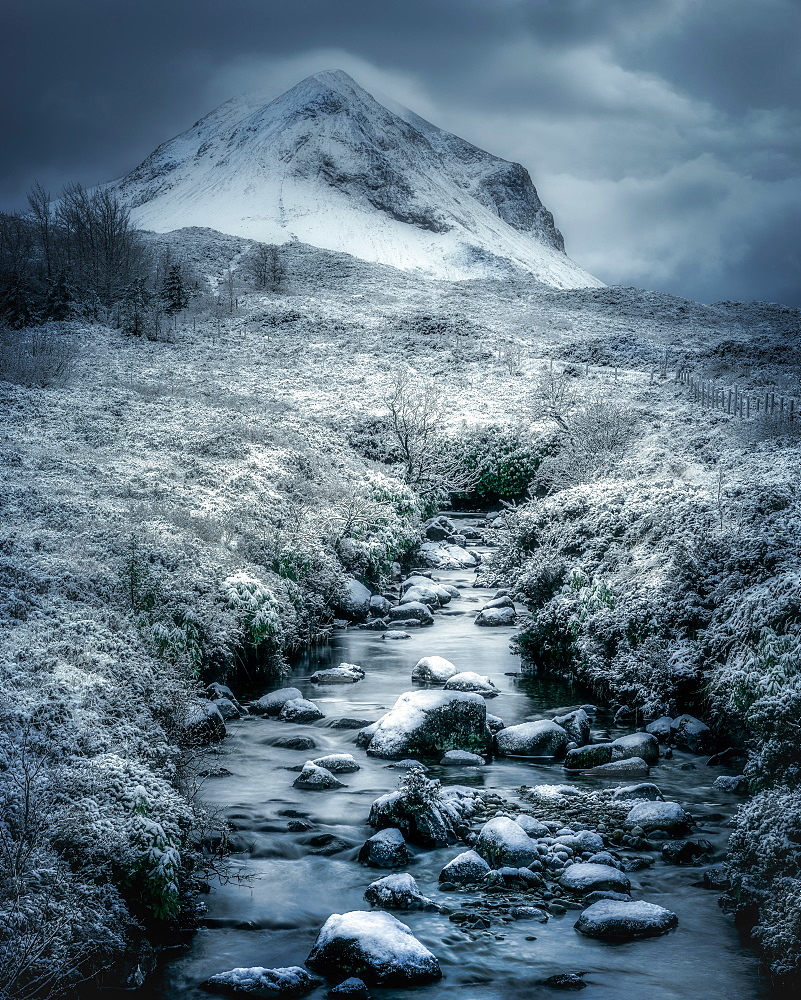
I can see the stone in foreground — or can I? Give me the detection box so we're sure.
[307,910,442,985]
[311,753,361,774]
[311,663,365,685]
[439,849,491,885]
[364,690,487,759]
[327,978,370,998]
[278,698,324,723]
[625,801,689,833]
[575,899,678,940]
[358,828,408,868]
[475,816,539,868]
[440,749,485,766]
[475,606,516,627]
[411,656,459,684]
[586,757,650,778]
[201,965,321,996]
[444,671,499,697]
[364,873,437,911]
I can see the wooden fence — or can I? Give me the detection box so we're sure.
[676,369,798,422]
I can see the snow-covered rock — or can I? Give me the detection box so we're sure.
[443,671,499,698]
[611,782,665,802]
[575,899,678,940]
[306,910,442,985]
[611,732,660,765]
[399,585,444,609]
[418,542,479,570]
[310,753,361,774]
[475,816,539,868]
[646,717,674,743]
[278,698,324,723]
[625,801,689,833]
[182,700,226,744]
[293,762,345,791]
[564,744,621,769]
[368,778,480,847]
[475,607,516,627]
[559,863,631,894]
[201,965,321,996]
[438,849,491,885]
[363,690,487,759]
[334,579,372,622]
[439,749,485,766]
[516,814,551,838]
[386,602,435,626]
[586,757,650,778]
[252,687,303,716]
[670,714,713,752]
[327,979,369,999]
[311,663,365,685]
[382,631,411,640]
[495,720,569,759]
[364,873,437,911]
[411,656,459,685]
[358,828,408,868]
[552,709,591,747]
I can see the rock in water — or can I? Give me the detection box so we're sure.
[293,762,345,790]
[306,911,442,985]
[278,698,324,723]
[495,720,569,759]
[611,732,660,765]
[558,863,631,895]
[358,828,409,868]
[386,602,435,626]
[200,965,321,996]
[475,607,516,626]
[364,873,437,910]
[363,690,487,759]
[625,801,689,834]
[564,745,621,770]
[516,814,551,838]
[311,663,365,685]
[552,709,591,747]
[252,687,303,716]
[586,757,650,778]
[475,816,540,868]
[327,978,370,998]
[439,849,491,885]
[440,749,485,766]
[334,579,372,622]
[670,714,713,752]
[310,753,361,774]
[411,656,459,684]
[542,973,587,990]
[574,899,678,940]
[444,672,499,697]
[181,700,226,744]
[418,542,479,569]
[611,783,665,802]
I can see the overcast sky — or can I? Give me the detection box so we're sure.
[2,0,799,305]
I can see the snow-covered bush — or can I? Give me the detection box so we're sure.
[442,422,551,503]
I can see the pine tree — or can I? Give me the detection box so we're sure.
[160,264,188,315]
[120,279,149,337]
[43,271,74,321]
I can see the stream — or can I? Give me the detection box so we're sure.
[141,518,768,1000]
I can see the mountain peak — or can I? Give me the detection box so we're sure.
[107,72,602,286]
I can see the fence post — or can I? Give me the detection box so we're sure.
[747,397,750,419]
[727,389,732,414]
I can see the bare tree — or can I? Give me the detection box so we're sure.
[27,182,53,281]
[248,244,284,291]
[383,369,478,499]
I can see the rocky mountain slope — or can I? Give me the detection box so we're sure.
[105,70,602,287]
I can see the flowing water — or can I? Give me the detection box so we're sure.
[140,520,768,1000]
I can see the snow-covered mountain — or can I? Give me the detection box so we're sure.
[108,69,602,287]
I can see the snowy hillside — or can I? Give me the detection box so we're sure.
[105,70,603,287]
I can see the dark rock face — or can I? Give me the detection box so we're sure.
[495,720,569,759]
[670,714,714,752]
[358,828,409,868]
[611,732,660,765]
[252,687,303,716]
[363,690,488,759]
[575,899,678,940]
[661,840,713,865]
[201,965,322,996]
[553,709,591,747]
[564,744,619,770]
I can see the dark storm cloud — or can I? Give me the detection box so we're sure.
[2,0,798,304]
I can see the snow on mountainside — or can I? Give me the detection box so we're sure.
[106,70,603,287]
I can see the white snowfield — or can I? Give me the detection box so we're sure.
[105,69,603,287]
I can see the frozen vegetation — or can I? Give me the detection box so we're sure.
[1,144,801,994]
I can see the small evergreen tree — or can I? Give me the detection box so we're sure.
[43,271,74,321]
[160,263,188,315]
[120,279,149,337]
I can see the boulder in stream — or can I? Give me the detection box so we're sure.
[611,732,660,765]
[495,720,569,759]
[364,873,438,911]
[278,698,324,723]
[444,671,499,698]
[670,714,713,752]
[438,849,491,885]
[475,816,540,868]
[575,899,678,940]
[611,783,664,802]
[411,656,459,684]
[252,687,303,716]
[293,762,345,791]
[311,663,365,685]
[358,828,409,868]
[200,965,321,996]
[418,541,479,570]
[327,979,370,999]
[552,709,591,747]
[475,606,516,627]
[585,757,650,778]
[564,745,621,770]
[386,602,435,626]
[439,749,485,766]
[625,801,689,834]
[363,690,488,759]
[307,910,442,985]
[334,579,372,622]
[559,863,631,895]
[181,700,226,744]
[311,754,361,774]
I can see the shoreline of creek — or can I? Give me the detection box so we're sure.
[119,518,772,1000]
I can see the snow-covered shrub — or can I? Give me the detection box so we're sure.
[442,422,552,503]
[727,788,801,982]
[223,572,289,653]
